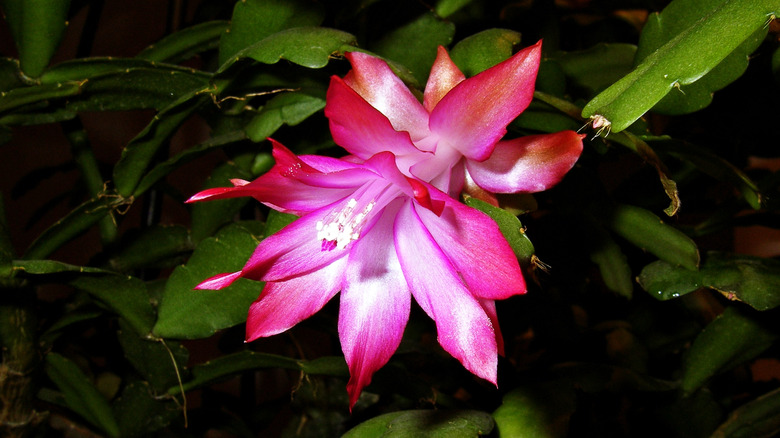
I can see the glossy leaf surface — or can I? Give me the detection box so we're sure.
[218,0,324,66]
[152,223,262,339]
[582,0,779,132]
[639,251,780,310]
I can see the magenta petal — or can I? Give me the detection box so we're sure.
[187,141,358,215]
[424,46,465,112]
[326,76,427,163]
[466,130,584,193]
[394,200,498,385]
[246,257,347,342]
[194,271,243,290]
[342,51,430,141]
[479,299,505,356]
[429,41,542,161]
[339,202,410,409]
[240,201,351,282]
[416,187,526,300]
[299,154,365,173]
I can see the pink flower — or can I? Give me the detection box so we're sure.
[325,41,584,203]
[187,140,526,409]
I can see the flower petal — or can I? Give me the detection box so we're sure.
[246,256,347,342]
[239,200,351,282]
[342,51,430,142]
[416,186,526,300]
[326,76,428,166]
[429,41,542,161]
[394,200,498,385]
[466,130,584,193]
[339,201,410,409]
[194,271,243,290]
[186,141,360,215]
[479,299,505,356]
[424,46,465,112]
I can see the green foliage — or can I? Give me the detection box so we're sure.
[44,352,121,437]
[450,29,523,76]
[245,91,326,142]
[218,0,325,66]
[0,0,778,436]
[372,12,455,84]
[606,203,700,271]
[343,409,494,437]
[2,0,70,78]
[681,307,777,396]
[582,0,779,132]
[153,223,263,339]
[492,384,576,438]
[639,252,780,310]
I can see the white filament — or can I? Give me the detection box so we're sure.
[316,198,375,250]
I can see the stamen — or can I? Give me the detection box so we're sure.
[316,198,375,250]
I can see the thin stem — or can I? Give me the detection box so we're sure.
[63,119,118,245]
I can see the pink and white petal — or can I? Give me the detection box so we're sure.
[394,200,498,385]
[424,46,465,112]
[246,256,347,342]
[429,41,542,161]
[416,186,526,300]
[188,173,355,217]
[239,200,352,282]
[339,201,410,408]
[343,52,430,141]
[267,140,376,189]
[466,130,584,193]
[194,271,243,290]
[299,154,364,173]
[463,170,499,206]
[479,299,505,356]
[326,76,426,160]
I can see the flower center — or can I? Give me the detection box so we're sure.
[316,198,375,250]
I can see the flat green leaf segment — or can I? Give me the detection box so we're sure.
[153,223,262,339]
[245,92,325,142]
[582,0,779,132]
[227,27,357,70]
[3,0,70,78]
[681,306,777,396]
[553,43,637,97]
[372,12,455,84]
[343,409,494,437]
[45,353,121,437]
[218,0,325,66]
[639,251,780,310]
[607,204,699,271]
[216,0,354,72]
[493,384,576,437]
[137,21,229,63]
[450,29,522,76]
